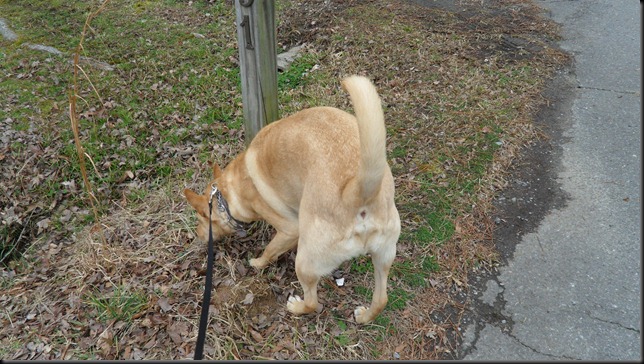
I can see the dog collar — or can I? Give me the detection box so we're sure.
[210,184,248,238]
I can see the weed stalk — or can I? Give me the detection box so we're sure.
[69,0,111,242]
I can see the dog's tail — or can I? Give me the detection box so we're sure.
[342,75,387,202]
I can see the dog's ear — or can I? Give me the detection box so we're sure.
[208,161,223,179]
[184,188,208,216]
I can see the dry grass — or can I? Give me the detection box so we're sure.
[0,0,569,360]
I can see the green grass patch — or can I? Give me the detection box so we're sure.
[387,287,413,311]
[278,54,318,91]
[353,285,372,300]
[350,256,374,275]
[86,286,148,322]
[1,0,246,218]
[391,256,440,288]
[422,255,440,273]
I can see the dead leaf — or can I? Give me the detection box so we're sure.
[117,170,135,183]
[242,292,254,305]
[59,209,72,223]
[395,342,406,352]
[132,348,145,360]
[168,327,183,345]
[144,338,157,349]
[97,327,114,356]
[235,260,248,276]
[157,297,172,312]
[250,329,263,342]
[123,345,131,359]
[168,320,189,345]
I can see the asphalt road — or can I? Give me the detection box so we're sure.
[459,0,641,360]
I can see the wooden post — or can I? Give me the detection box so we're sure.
[234,0,278,145]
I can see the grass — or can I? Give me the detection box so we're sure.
[86,286,148,322]
[278,54,319,91]
[0,0,568,360]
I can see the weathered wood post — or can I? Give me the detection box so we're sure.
[234,0,278,145]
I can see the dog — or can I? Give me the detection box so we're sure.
[184,75,400,323]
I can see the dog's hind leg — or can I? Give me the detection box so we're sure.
[250,231,298,269]
[286,244,323,315]
[354,226,398,324]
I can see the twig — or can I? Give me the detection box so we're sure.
[76,63,105,106]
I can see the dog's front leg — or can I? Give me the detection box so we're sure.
[250,231,298,269]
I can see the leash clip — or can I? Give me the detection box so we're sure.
[209,184,218,205]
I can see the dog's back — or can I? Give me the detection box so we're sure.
[245,76,389,213]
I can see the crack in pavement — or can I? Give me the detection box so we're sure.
[587,313,641,334]
[576,85,640,95]
[504,330,579,360]
[459,274,514,358]
[466,282,580,361]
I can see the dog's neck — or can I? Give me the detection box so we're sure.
[216,153,261,226]
[210,184,249,237]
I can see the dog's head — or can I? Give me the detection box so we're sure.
[184,162,236,242]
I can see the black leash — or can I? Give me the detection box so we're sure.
[194,189,216,360]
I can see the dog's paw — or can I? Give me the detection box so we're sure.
[286,295,305,314]
[249,257,268,269]
[354,306,371,324]
[286,295,321,315]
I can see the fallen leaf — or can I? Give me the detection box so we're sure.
[59,209,72,223]
[395,342,406,353]
[250,329,263,342]
[168,327,183,345]
[97,328,114,356]
[242,292,254,305]
[144,338,157,349]
[123,345,131,359]
[157,297,172,312]
[117,170,135,183]
[132,348,145,360]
